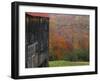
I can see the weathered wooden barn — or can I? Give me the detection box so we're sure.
[25,13,49,68]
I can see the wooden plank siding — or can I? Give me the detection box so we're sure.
[25,13,49,68]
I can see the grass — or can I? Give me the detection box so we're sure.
[49,60,89,67]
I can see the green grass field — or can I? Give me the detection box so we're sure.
[49,60,89,67]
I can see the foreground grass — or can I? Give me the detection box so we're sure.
[49,60,89,67]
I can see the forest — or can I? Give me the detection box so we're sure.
[49,14,89,67]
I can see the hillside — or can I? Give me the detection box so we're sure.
[49,14,89,60]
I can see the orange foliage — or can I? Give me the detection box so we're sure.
[49,30,68,59]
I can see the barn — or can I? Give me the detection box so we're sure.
[25,12,49,68]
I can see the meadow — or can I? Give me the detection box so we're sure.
[49,60,89,67]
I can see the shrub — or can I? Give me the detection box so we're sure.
[63,49,89,61]
[49,49,57,61]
